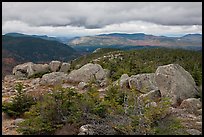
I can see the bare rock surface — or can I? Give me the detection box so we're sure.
[49,61,61,72]
[129,73,158,93]
[155,64,199,106]
[67,63,107,84]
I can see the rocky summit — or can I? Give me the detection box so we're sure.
[2,61,202,135]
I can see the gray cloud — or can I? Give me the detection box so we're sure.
[2,2,202,29]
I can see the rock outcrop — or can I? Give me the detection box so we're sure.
[139,89,161,103]
[119,74,129,88]
[13,62,33,78]
[59,63,71,73]
[40,72,68,86]
[12,62,50,78]
[155,64,199,106]
[128,73,158,93]
[179,98,202,114]
[49,61,61,72]
[67,63,107,84]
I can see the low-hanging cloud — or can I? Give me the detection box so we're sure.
[2,2,202,29]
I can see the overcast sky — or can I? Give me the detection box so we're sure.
[2,2,202,37]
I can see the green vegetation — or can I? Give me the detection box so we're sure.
[2,83,36,118]
[154,116,188,135]
[15,84,184,135]
[3,47,200,135]
[28,71,50,79]
[70,48,202,86]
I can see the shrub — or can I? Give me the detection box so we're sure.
[2,83,36,118]
[17,86,84,135]
[154,116,187,135]
[28,71,50,79]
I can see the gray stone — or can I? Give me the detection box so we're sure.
[78,124,94,135]
[145,102,157,108]
[155,64,199,106]
[119,74,129,88]
[13,62,50,78]
[186,129,201,135]
[78,124,117,135]
[129,73,158,93]
[4,75,16,82]
[31,78,41,85]
[59,63,71,73]
[13,118,25,125]
[139,89,161,102]
[49,61,61,72]
[13,62,33,77]
[197,109,202,115]
[78,82,88,90]
[67,63,107,84]
[28,63,49,77]
[40,72,68,86]
[179,98,202,114]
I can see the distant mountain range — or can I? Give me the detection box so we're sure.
[2,33,79,78]
[68,33,202,50]
[4,32,74,44]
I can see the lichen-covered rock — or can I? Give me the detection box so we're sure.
[186,129,201,135]
[179,98,202,114]
[155,64,199,106]
[119,74,129,88]
[139,89,161,102]
[67,63,107,84]
[13,62,33,78]
[59,63,71,73]
[49,61,61,72]
[28,63,50,77]
[31,78,41,85]
[128,73,158,93]
[13,62,50,78]
[40,72,68,85]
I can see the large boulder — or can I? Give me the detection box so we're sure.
[28,63,50,77]
[67,63,107,84]
[49,61,61,72]
[13,62,50,78]
[40,72,68,86]
[13,62,33,78]
[59,63,71,73]
[128,73,158,93]
[155,64,199,106]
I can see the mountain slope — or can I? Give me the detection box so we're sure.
[68,33,202,49]
[70,48,202,86]
[2,35,80,78]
